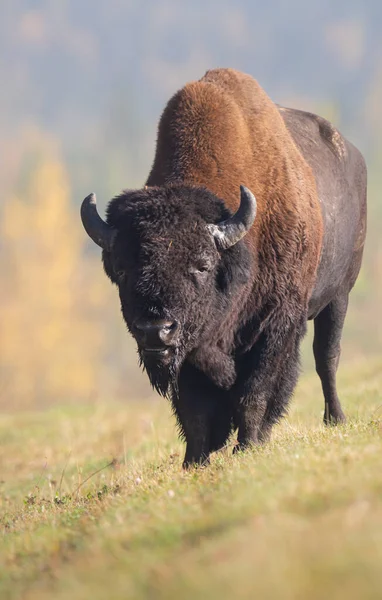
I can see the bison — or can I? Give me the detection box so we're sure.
[81,68,367,468]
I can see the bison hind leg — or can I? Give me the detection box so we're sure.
[313,292,348,426]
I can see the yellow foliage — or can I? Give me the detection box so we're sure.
[0,144,110,408]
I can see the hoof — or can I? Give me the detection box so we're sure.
[182,456,210,470]
[323,412,346,426]
[232,440,258,455]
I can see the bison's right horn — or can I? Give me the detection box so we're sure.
[207,185,257,250]
[80,193,116,251]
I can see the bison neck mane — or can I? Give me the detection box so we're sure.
[147,68,323,312]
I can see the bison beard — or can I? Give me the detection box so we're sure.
[80,68,367,468]
[139,347,182,398]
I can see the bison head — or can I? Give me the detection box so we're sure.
[81,185,256,395]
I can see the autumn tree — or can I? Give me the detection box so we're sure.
[0,138,113,408]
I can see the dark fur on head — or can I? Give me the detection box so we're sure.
[102,184,253,396]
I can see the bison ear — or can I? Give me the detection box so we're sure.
[80,193,116,252]
[207,186,257,250]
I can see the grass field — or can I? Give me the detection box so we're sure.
[1,357,382,600]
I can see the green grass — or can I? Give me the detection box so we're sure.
[1,358,382,600]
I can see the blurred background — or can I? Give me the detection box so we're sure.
[1,1,381,410]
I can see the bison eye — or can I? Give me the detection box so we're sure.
[189,262,211,277]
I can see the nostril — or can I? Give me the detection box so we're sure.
[158,321,178,343]
[163,320,178,333]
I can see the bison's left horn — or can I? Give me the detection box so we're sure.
[80,193,116,251]
[207,185,257,250]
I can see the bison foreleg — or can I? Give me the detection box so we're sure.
[234,392,268,450]
[259,336,301,441]
[233,323,304,450]
[173,362,224,468]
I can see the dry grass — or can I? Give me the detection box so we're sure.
[1,357,382,600]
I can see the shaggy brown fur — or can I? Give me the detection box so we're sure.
[148,68,323,322]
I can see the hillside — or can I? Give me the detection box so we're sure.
[1,359,382,599]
